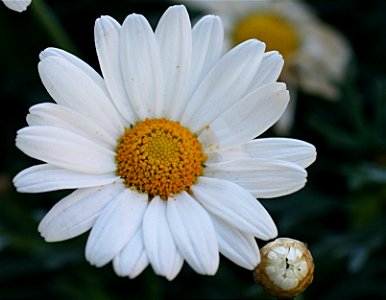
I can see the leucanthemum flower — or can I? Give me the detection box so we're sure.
[2,0,31,12]
[181,0,351,133]
[14,5,316,280]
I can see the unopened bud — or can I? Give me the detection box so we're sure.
[254,238,314,298]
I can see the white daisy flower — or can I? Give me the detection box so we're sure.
[13,5,316,280]
[181,0,351,133]
[2,0,31,12]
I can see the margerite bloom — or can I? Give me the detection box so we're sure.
[2,0,31,12]
[14,5,316,280]
[181,0,351,133]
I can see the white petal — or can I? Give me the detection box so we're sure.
[247,51,284,92]
[198,82,289,152]
[191,177,277,240]
[38,56,123,137]
[120,13,164,119]
[181,39,266,132]
[273,83,298,135]
[184,15,224,106]
[143,196,183,280]
[167,191,219,275]
[2,0,31,12]
[212,215,260,270]
[16,126,116,174]
[39,47,105,90]
[204,158,308,198]
[190,15,224,86]
[204,147,244,165]
[210,138,317,168]
[242,138,317,168]
[13,164,118,193]
[155,5,192,121]
[38,183,124,242]
[95,16,138,124]
[26,103,116,148]
[113,227,149,279]
[86,188,148,267]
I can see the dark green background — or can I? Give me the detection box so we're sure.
[0,0,385,299]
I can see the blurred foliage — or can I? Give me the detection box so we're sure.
[1,0,385,299]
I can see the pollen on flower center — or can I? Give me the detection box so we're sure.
[115,118,207,200]
[232,12,300,59]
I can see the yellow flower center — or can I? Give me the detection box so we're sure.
[232,12,300,59]
[115,118,207,200]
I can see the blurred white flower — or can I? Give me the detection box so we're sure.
[13,5,316,280]
[182,0,351,133]
[2,0,31,12]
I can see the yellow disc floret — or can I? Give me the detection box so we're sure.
[115,118,207,200]
[233,12,300,59]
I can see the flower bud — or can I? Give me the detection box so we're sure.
[254,238,314,298]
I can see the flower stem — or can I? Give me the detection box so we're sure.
[30,0,78,54]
